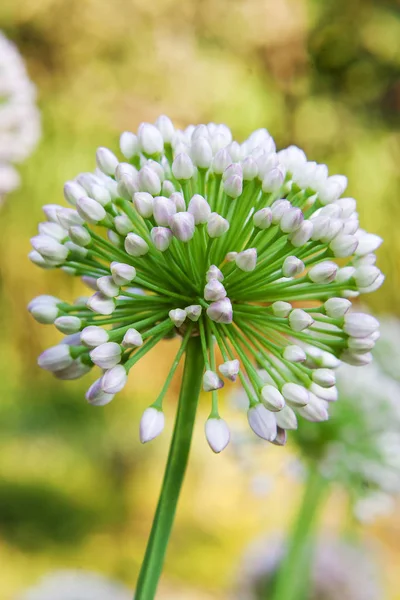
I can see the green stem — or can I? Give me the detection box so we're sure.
[269,465,328,600]
[134,336,204,599]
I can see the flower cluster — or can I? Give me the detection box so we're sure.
[0,31,41,201]
[236,536,381,600]
[29,116,383,452]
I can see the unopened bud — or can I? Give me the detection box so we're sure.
[235,248,257,272]
[205,418,230,453]
[247,404,277,441]
[203,370,224,392]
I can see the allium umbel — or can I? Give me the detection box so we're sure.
[29,117,383,451]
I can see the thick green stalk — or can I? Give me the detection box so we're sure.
[134,336,204,600]
[269,465,328,600]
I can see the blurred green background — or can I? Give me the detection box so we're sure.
[0,0,399,598]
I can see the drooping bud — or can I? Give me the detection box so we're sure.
[218,359,240,382]
[343,313,379,338]
[86,379,114,406]
[31,235,69,264]
[206,265,223,282]
[110,262,136,286]
[97,275,120,298]
[81,325,109,347]
[38,345,73,372]
[140,407,165,443]
[101,365,128,393]
[282,383,309,407]
[90,342,122,369]
[205,418,230,453]
[247,404,277,441]
[261,385,285,411]
[86,292,116,315]
[122,328,143,348]
[354,231,383,256]
[203,370,224,392]
[54,316,82,334]
[169,308,187,327]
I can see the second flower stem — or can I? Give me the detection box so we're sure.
[134,336,204,600]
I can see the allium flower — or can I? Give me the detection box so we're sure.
[0,32,41,201]
[28,117,383,452]
[18,570,130,600]
[236,536,381,600]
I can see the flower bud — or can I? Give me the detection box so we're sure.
[280,207,303,233]
[95,147,119,176]
[288,220,313,247]
[43,204,62,223]
[29,250,53,269]
[324,297,351,318]
[354,265,381,288]
[138,123,164,155]
[203,370,224,391]
[151,227,173,251]
[185,304,202,321]
[282,383,309,407]
[275,405,298,430]
[340,350,373,366]
[271,199,290,224]
[69,225,91,247]
[207,213,229,238]
[140,407,165,443]
[76,196,106,225]
[170,212,195,241]
[112,214,132,236]
[133,192,154,218]
[155,115,175,144]
[204,279,227,301]
[101,365,127,393]
[242,156,258,180]
[90,183,112,206]
[343,313,379,338]
[235,248,257,272]
[212,148,231,174]
[283,345,306,363]
[329,234,358,257]
[96,275,120,298]
[122,328,143,348]
[336,266,355,283]
[169,308,187,327]
[312,368,335,388]
[54,316,82,334]
[354,231,383,256]
[261,385,285,411]
[31,235,69,264]
[162,180,175,197]
[297,393,329,422]
[205,418,230,453]
[86,379,114,406]
[90,342,122,369]
[262,166,285,193]
[170,192,186,212]
[63,181,86,206]
[253,207,272,229]
[289,308,314,331]
[38,345,73,372]
[56,208,84,229]
[191,137,213,168]
[271,301,292,317]
[223,174,243,198]
[347,336,375,353]
[153,196,176,226]
[172,153,195,180]
[110,262,136,286]
[206,265,223,282]
[86,292,115,315]
[188,194,211,224]
[218,359,240,381]
[308,261,338,284]
[124,233,149,257]
[138,166,161,195]
[81,325,109,347]
[317,174,347,204]
[310,382,338,402]
[282,256,304,277]
[120,131,139,159]
[247,404,277,441]
[225,251,237,262]
[30,301,60,324]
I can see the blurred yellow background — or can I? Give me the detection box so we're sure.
[0,0,399,598]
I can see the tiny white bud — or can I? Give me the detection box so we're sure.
[271,301,292,317]
[335,266,356,283]
[87,292,115,315]
[261,385,285,411]
[155,115,175,144]
[225,251,237,262]
[283,345,306,363]
[95,147,119,176]
[133,192,154,218]
[69,225,91,247]
[312,368,336,387]
[223,174,243,198]
[153,196,176,226]
[86,379,114,406]
[90,183,112,206]
[218,359,240,382]
[207,298,233,324]
[204,279,227,301]
[282,256,304,277]
[318,174,347,204]
[30,235,69,264]
[253,207,272,229]
[151,227,173,251]
[140,407,165,443]
[185,304,202,321]
[81,325,109,347]
[113,214,133,236]
[122,328,143,348]
[347,336,376,352]
[223,163,242,181]
[247,404,277,441]
[288,220,314,247]
[282,383,309,407]
[354,231,383,256]
[63,181,86,206]
[358,273,384,293]
[324,297,351,318]
[242,156,258,180]
[76,196,106,224]
[289,308,314,331]
[110,262,136,286]
[138,123,164,155]
[310,382,338,402]
[203,370,224,392]
[280,207,304,233]
[297,393,329,422]
[124,233,149,257]
[30,302,60,324]
[262,167,285,193]
[343,313,379,338]
[205,418,230,453]
[308,261,338,284]
[207,213,230,238]
[271,199,290,223]
[235,248,257,272]
[54,316,82,334]
[170,212,195,241]
[90,342,122,369]
[43,204,61,223]
[275,405,298,430]
[191,137,213,168]
[120,131,139,159]
[29,250,53,269]
[138,166,162,195]
[64,241,87,259]
[188,194,211,224]
[354,265,381,288]
[340,350,373,366]
[38,345,73,372]
[172,153,195,180]
[206,265,224,282]
[57,208,84,229]
[335,196,357,218]
[329,234,358,257]
[101,365,128,393]
[162,180,175,197]
[169,308,187,327]
[212,148,232,174]
[96,275,120,298]
[170,192,186,212]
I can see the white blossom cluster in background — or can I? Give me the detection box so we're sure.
[16,570,131,600]
[0,31,41,201]
[235,536,381,600]
[28,116,383,453]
